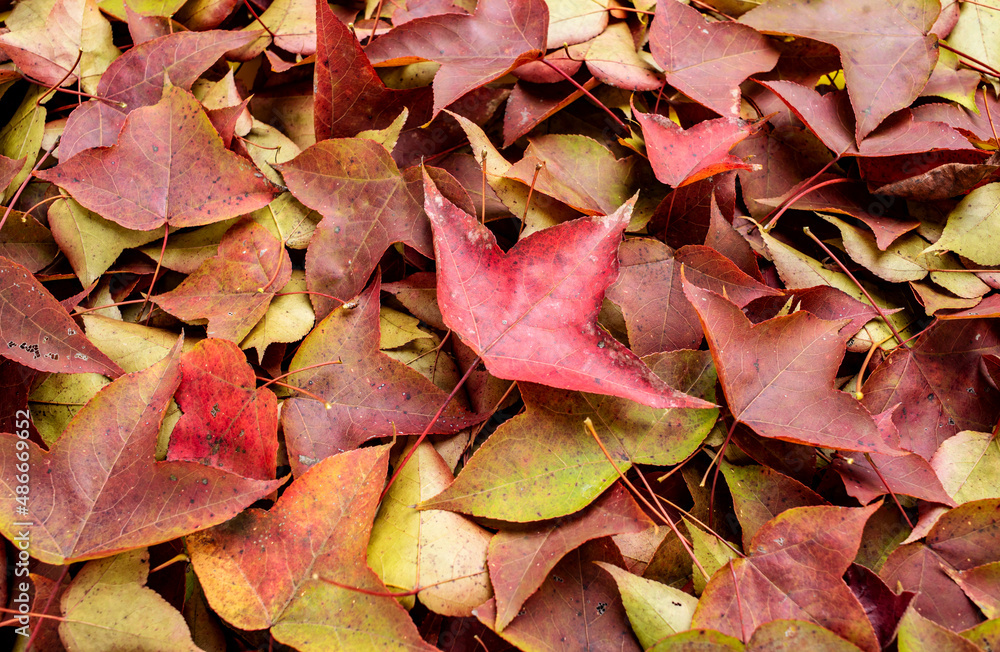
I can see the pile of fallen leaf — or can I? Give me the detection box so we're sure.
[1,0,1000,649]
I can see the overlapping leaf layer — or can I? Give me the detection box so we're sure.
[2,0,1000,648]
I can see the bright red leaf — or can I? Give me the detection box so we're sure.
[165,339,278,480]
[424,171,713,410]
[0,341,282,564]
[635,107,758,187]
[38,87,278,231]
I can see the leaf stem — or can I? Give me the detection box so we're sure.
[257,359,344,392]
[25,564,69,651]
[18,194,70,217]
[983,86,999,145]
[803,226,907,347]
[939,41,1000,78]
[73,299,149,316]
[584,418,710,581]
[380,355,481,500]
[537,59,629,135]
[140,225,169,325]
[35,49,83,107]
[855,333,894,398]
[863,453,915,529]
[1,140,58,233]
[762,176,850,232]
[730,562,749,642]
[519,162,544,236]
[242,0,276,40]
[707,417,738,529]
[480,149,488,224]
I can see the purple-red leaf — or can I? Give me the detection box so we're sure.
[489,484,653,631]
[365,0,547,115]
[683,279,899,454]
[280,276,478,474]
[0,256,123,377]
[741,0,940,141]
[692,504,881,651]
[314,0,431,140]
[650,0,778,117]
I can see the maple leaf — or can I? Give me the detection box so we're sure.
[38,87,279,231]
[280,276,478,474]
[314,0,431,141]
[154,220,292,343]
[881,498,1000,630]
[59,549,200,650]
[368,441,492,616]
[58,30,260,159]
[277,139,444,308]
[0,256,123,377]
[692,504,881,651]
[424,171,713,410]
[365,0,548,114]
[423,351,718,520]
[585,22,663,92]
[635,107,758,187]
[740,0,940,142]
[860,319,1000,459]
[596,562,698,647]
[504,134,637,216]
[0,0,119,95]
[165,339,278,480]
[188,445,433,649]
[720,462,826,550]
[488,484,653,631]
[0,340,282,564]
[475,539,641,651]
[683,279,899,454]
[756,80,975,157]
[649,0,778,117]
